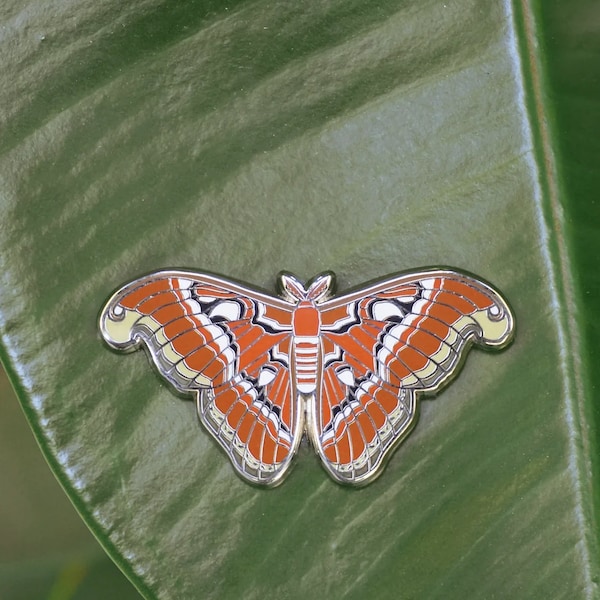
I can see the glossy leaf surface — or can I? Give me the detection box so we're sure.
[1,0,598,598]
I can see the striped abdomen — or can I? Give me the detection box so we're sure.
[292,301,321,394]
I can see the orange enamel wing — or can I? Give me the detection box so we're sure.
[312,271,514,485]
[99,271,302,486]
[99,268,514,487]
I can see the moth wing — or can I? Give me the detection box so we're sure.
[311,269,514,485]
[99,270,301,486]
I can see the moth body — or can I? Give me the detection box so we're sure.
[292,300,321,394]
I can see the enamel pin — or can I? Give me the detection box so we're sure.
[99,269,514,487]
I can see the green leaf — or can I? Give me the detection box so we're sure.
[0,368,140,598]
[0,553,141,600]
[1,1,598,598]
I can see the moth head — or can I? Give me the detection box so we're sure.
[277,271,336,304]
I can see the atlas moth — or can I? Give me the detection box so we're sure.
[99,268,514,487]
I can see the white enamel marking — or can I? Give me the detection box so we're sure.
[296,356,316,363]
[208,300,242,322]
[489,304,501,316]
[421,278,437,293]
[371,300,404,322]
[295,336,319,344]
[295,347,317,355]
[257,368,277,387]
[411,298,432,315]
[297,383,315,393]
[336,368,355,386]
[383,323,405,352]
[376,347,392,380]
[176,278,193,290]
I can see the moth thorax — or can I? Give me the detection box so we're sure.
[292,301,321,394]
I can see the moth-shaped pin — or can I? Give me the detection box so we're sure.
[99,269,514,486]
